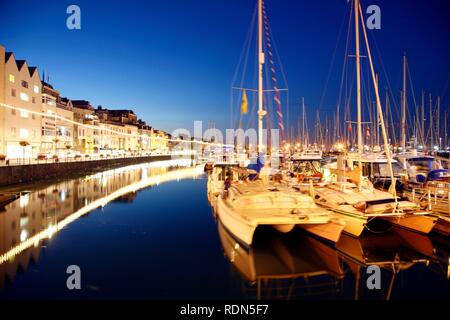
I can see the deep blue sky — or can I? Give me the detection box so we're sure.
[1,0,449,136]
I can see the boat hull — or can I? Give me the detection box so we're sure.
[299,219,346,243]
[216,195,257,246]
[383,215,437,234]
[216,194,345,245]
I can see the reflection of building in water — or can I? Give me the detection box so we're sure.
[218,223,345,299]
[0,159,199,288]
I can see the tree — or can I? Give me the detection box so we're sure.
[19,141,30,164]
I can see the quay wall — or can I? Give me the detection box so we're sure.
[0,155,174,186]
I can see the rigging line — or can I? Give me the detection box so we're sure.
[318,0,351,112]
[337,1,354,140]
[262,3,288,91]
[407,63,421,139]
[262,4,285,143]
[370,31,402,124]
[237,8,257,128]
[440,73,450,103]
[239,38,258,131]
[231,3,257,130]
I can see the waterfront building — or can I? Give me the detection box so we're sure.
[137,120,153,153]
[95,107,140,153]
[98,121,126,153]
[0,46,170,159]
[152,129,170,153]
[40,81,59,154]
[72,100,99,154]
[56,97,74,153]
[0,45,42,159]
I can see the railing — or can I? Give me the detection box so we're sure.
[411,186,450,215]
[0,151,189,167]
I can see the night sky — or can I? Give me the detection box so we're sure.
[1,0,449,137]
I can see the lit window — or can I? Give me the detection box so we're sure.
[9,74,15,83]
[19,128,29,138]
[11,127,16,136]
[20,92,29,102]
[33,85,39,94]
[20,110,29,118]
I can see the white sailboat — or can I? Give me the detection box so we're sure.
[313,0,437,237]
[214,0,345,246]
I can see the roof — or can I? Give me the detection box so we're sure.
[5,52,39,78]
[15,60,27,70]
[28,66,38,76]
[5,52,13,62]
[41,80,54,89]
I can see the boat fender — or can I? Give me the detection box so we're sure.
[353,201,367,211]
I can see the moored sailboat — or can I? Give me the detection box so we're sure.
[312,0,437,237]
[214,0,345,245]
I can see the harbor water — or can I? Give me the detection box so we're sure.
[0,160,448,299]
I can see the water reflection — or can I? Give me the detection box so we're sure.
[209,178,449,299]
[218,222,345,299]
[217,222,449,299]
[0,159,202,288]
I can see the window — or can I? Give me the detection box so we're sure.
[33,85,39,94]
[11,88,16,97]
[20,110,29,118]
[32,130,37,138]
[32,97,36,104]
[9,74,15,83]
[11,127,16,136]
[19,128,29,138]
[20,92,29,102]
[21,80,28,88]
[32,114,35,120]
[11,109,16,115]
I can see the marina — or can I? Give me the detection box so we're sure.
[0,0,449,305]
[0,161,448,299]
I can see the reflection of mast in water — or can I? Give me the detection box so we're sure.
[217,223,345,300]
[336,231,434,300]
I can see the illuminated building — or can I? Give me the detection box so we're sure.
[0,45,42,158]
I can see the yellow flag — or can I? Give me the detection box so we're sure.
[241,90,248,114]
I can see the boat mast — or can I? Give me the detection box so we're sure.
[437,96,441,149]
[354,0,363,185]
[430,94,433,150]
[257,0,265,153]
[421,91,425,148]
[401,54,407,152]
[302,97,305,147]
[358,1,397,198]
